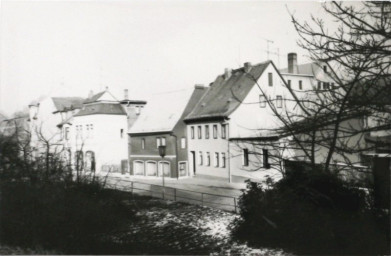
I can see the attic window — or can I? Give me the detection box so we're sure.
[268,73,273,86]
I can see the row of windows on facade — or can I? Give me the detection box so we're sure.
[242,148,270,168]
[63,125,125,140]
[259,95,283,108]
[286,80,335,91]
[140,137,187,149]
[191,124,227,140]
[198,151,226,168]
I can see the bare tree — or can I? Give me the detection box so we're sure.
[237,2,390,180]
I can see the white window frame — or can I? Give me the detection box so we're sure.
[197,126,202,139]
[161,137,166,146]
[191,126,195,139]
[213,125,218,139]
[276,96,283,108]
[180,137,186,149]
[259,95,266,108]
[156,137,161,148]
[206,152,210,166]
[221,124,226,139]
[205,125,209,139]
[199,151,203,165]
[214,152,219,167]
[221,153,226,168]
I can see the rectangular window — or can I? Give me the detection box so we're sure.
[161,137,166,146]
[181,137,186,149]
[243,149,249,166]
[206,152,210,166]
[318,81,322,90]
[213,125,218,139]
[263,149,270,169]
[197,126,202,139]
[141,138,145,149]
[191,126,194,139]
[299,80,303,90]
[65,127,69,140]
[205,125,209,139]
[268,72,273,86]
[221,153,226,168]
[276,96,283,108]
[214,152,219,167]
[120,128,124,138]
[199,151,203,165]
[156,137,161,148]
[221,124,226,139]
[259,95,266,108]
[287,80,291,88]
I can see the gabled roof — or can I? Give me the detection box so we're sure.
[280,63,318,76]
[52,97,85,112]
[184,61,271,122]
[129,86,207,134]
[74,103,126,117]
[83,90,119,104]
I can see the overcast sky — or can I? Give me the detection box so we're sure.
[0,0,329,116]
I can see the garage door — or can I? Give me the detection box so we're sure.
[133,161,144,176]
[146,161,157,176]
[158,162,170,177]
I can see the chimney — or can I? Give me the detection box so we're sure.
[288,53,298,74]
[88,90,94,98]
[244,62,252,72]
[194,84,205,89]
[224,68,232,79]
[124,89,129,100]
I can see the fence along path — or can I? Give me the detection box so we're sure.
[103,176,239,213]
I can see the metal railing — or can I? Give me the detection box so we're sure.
[103,176,239,213]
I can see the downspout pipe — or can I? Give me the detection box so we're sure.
[170,132,179,179]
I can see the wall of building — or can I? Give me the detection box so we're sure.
[129,133,179,178]
[229,139,283,182]
[187,122,229,179]
[229,63,293,138]
[72,114,128,172]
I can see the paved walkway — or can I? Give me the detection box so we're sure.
[101,173,246,198]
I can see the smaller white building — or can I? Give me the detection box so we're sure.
[69,89,128,173]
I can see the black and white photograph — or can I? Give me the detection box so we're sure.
[0,0,390,255]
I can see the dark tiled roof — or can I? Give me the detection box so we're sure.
[52,97,85,112]
[185,61,271,122]
[74,103,126,117]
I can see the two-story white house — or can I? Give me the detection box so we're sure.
[184,60,294,183]
[68,89,129,173]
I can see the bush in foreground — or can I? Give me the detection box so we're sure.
[0,180,135,254]
[231,170,390,255]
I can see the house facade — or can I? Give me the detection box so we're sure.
[69,89,129,173]
[185,61,292,182]
[128,85,207,178]
[28,96,84,158]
